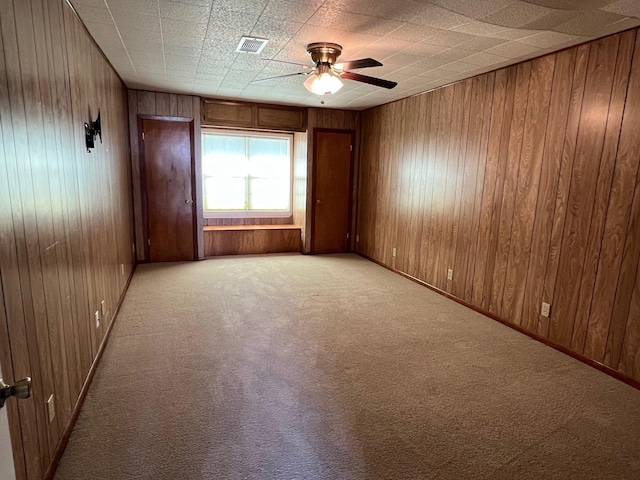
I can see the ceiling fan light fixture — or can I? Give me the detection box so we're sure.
[304,72,343,95]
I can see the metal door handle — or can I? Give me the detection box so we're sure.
[0,377,31,409]
[185,199,193,204]
[317,199,321,204]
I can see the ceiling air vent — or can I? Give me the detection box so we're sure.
[236,36,269,54]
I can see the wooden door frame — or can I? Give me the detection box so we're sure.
[310,128,356,254]
[138,115,198,262]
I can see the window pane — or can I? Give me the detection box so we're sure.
[202,132,291,214]
[204,177,246,210]
[202,135,247,178]
[250,178,289,210]
[248,137,289,179]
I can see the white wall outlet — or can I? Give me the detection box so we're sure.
[392,248,397,257]
[120,263,124,276]
[447,269,454,281]
[47,394,55,423]
[541,302,551,318]
[356,235,360,242]
[95,310,100,329]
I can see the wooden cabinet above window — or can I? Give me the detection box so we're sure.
[201,98,307,132]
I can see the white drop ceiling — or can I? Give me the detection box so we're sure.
[70,0,640,110]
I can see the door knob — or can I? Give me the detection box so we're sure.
[317,199,322,204]
[0,377,31,409]
[185,199,193,204]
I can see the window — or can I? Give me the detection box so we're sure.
[202,130,292,217]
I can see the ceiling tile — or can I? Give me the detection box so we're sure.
[307,7,405,37]
[159,0,211,22]
[109,11,161,32]
[517,31,581,48]
[166,67,197,77]
[433,47,476,62]
[440,60,481,73]
[456,36,509,52]
[73,4,113,24]
[322,0,431,23]
[165,53,200,66]
[485,41,541,59]
[401,42,449,56]
[482,1,557,28]
[120,29,163,46]
[106,0,158,15]
[553,10,626,35]
[251,16,303,39]
[262,0,320,23]
[72,0,108,7]
[161,19,208,38]
[409,4,472,29]
[603,0,640,18]
[451,20,535,40]
[214,0,269,14]
[464,51,510,67]
[589,17,640,37]
[519,10,580,31]
[385,23,439,43]
[428,0,514,19]
[422,29,480,47]
[163,34,204,48]
[83,21,122,47]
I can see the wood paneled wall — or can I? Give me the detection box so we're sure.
[204,226,302,256]
[357,28,640,384]
[0,0,135,478]
[127,89,203,261]
[306,108,361,253]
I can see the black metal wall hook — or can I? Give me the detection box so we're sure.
[85,110,102,152]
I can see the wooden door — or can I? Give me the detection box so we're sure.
[0,357,16,480]
[142,119,195,262]
[312,130,354,253]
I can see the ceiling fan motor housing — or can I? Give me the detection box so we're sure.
[307,42,342,65]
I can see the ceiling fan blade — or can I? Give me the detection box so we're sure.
[261,58,313,68]
[340,71,397,89]
[335,58,383,70]
[251,71,312,83]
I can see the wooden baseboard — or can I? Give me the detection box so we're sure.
[357,252,640,391]
[43,264,137,480]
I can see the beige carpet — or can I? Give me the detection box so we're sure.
[55,254,640,479]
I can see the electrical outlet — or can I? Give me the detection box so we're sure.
[447,269,454,281]
[541,302,551,318]
[95,310,100,329]
[120,263,124,276]
[392,248,397,257]
[47,395,55,423]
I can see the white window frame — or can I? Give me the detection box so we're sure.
[202,128,294,219]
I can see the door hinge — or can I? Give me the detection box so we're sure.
[142,131,145,141]
[147,238,150,246]
[346,233,350,239]
[350,144,353,151]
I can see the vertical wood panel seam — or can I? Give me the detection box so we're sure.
[601,36,639,362]
[568,41,621,350]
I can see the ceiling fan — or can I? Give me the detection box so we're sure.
[253,42,397,95]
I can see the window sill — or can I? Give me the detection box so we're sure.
[204,224,301,232]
